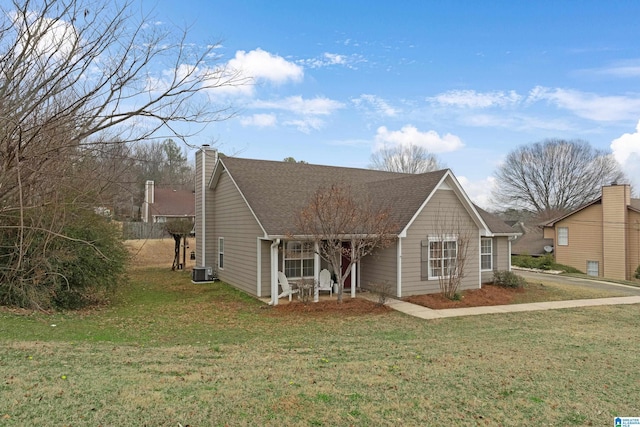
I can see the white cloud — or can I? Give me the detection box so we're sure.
[528,86,640,122]
[610,120,640,190]
[457,176,497,210]
[352,94,399,117]
[12,11,78,64]
[429,90,522,108]
[299,52,366,69]
[251,96,344,115]
[239,113,277,128]
[283,117,325,134]
[374,125,464,153]
[228,48,303,85]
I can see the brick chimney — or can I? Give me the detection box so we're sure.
[602,183,631,280]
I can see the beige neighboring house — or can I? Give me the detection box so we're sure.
[194,146,519,303]
[543,184,640,280]
[142,180,196,223]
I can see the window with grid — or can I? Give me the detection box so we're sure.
[586,261,599,277]
[481,238,493,271]
[284,241,314,279]
[558,227,568,246]
[421,237,458,280]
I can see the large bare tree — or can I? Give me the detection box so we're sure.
[295,184,397,303]
[492,139,625,220]
[0,0,247,308]
[369,144,442,174]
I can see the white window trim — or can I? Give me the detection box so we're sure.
[481,237,493,271]
[218,237,224,270]
[283,241,314,280]
[558,227,568,246]
[427,235,458,280]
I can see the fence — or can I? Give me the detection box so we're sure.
[122,222,169,240]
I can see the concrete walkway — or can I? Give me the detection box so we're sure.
[378,295,640,320]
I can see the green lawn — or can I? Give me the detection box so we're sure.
[1,268,639,426]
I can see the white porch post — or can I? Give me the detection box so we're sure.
[314,241,320,303]
[350,240,356,298]
[396,237,402,298]
[270,239,280,305]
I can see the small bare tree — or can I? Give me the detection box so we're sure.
[165,219,194,271]
[295,185,398,303]
[430,209,473,299]
[370,144,443,174]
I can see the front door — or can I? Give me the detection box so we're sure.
[341,242,353,289]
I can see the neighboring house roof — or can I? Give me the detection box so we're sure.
[510,222,554,256]
[211,157,517,238]
[544,196,640,227]
[151,188,196,217]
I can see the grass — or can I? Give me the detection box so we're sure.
[1,268,639,426]
[511,279,632,304]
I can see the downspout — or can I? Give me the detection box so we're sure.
[270,239,280,306]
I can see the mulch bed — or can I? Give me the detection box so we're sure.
[405,284,525,309]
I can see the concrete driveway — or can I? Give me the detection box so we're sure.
[514,269,640,296]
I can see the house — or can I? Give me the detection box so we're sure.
[511,222,554,257]
[543,184,640,280]
[142,180,196,223]
[194,146,519,303]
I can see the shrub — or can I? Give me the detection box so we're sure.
[493,270,527,288]
[369,281,394,306]
[512,254,553,270]
[635,265,640,280]
[0,206,128,310]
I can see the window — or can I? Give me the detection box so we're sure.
[421,237,457,280]
[558,227,568,246]
[481,238,493,271]
[587,261,599,277]
[284,241,314,278]
[218,237,224,269]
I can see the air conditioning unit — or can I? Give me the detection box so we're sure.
[192,266,214,282]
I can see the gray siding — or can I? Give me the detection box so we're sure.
[401,188,480,297]
[259,239,272,297]
[360,242,398,296]
[211,171,264,296]
[195,148,217,269]
[480,237,510,283]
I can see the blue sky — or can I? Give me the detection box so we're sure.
[145,0,640,207]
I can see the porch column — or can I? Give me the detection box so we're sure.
[314,241,320,303]
[270,239,280,305]
[351,240,356,298]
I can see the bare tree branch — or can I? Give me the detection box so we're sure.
[492,139,626,220]
[370,144,443,174]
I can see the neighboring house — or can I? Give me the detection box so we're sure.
[142,180,196,223]
[194,146,519,303]
[543,184,640,280]
[511,222,554,257]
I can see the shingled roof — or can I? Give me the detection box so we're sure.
[214,157,516,237]
[151,187,195,217]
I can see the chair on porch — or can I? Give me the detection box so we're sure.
[277,271,299,301]
[317,269,333,297]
